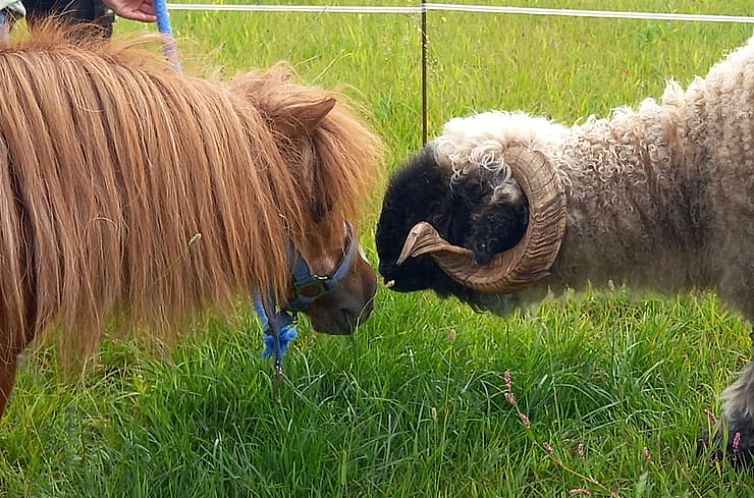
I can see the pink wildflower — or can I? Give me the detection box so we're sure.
[447,328,456,343]
[733,432,742,454]
[569,489,591,496]
[503,370,517,406]
[518,413,531,428]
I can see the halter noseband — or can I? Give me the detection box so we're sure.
[286,223,359,313]
[255,223,360,376]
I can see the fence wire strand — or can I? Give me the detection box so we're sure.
[164,3,754,23]
[162,3,753,146]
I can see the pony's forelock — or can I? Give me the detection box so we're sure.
[231,64,382,253]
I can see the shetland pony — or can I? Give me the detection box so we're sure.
[0,27,381,418]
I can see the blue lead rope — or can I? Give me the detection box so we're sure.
[153,0,181,71]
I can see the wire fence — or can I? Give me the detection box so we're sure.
[164,3,754,24]
[161,3,754,143]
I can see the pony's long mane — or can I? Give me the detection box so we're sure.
[0,26,380,365]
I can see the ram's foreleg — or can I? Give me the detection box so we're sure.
[698,328,754,467]
[716,354,754,465]
[692,259,754,466]
[0,326,35,420]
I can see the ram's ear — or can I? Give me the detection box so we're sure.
[275,98,336,136]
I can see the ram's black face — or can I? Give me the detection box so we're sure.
[376,146,533,315]
[466,197,529,265]
[375,147,469,297]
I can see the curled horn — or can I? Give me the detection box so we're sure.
[397,144,567,294]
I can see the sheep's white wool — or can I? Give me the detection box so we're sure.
[434,111,567,170]
[490,181,523,204]
[433,111,568,199]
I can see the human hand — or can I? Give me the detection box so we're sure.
[103,0,157,22]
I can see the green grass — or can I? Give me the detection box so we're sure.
[3,1,754,496]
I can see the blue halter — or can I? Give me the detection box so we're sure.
[255,223,360,373]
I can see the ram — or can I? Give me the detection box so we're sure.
[376,35,754,464]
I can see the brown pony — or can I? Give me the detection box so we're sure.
[0,27,381,418]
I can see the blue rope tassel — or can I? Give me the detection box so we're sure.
[153,0,181,71]
[261,327,297,359]
[253,295,297,359]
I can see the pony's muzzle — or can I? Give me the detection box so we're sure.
[305,248,377,335]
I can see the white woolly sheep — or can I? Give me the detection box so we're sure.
[376,35,754,465]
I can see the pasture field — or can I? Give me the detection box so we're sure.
[3,1,754,496]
